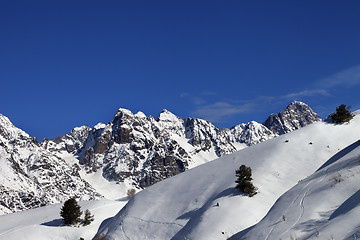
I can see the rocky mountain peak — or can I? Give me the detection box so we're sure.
[231,121,276,146]
[114,108,133,118]
[263,101,321,135]
[157,109,182,123]
[134,111,147,119]
[0,113,29,142]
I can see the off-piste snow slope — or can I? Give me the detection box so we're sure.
[241,139,360,239]
[0,199,127,240]
[95,112,360,240]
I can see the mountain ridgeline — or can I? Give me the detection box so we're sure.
[0,101,320,214]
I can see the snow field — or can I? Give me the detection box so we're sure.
[0,199,127,240]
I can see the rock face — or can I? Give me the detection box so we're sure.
[0,101,321,214]
[40,109,277,190]
[0,114,101,214]
[263,101,321,135]
[44,101,319,190]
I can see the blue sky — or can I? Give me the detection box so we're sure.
[1,1,360,140]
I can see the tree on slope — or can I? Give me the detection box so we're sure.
[235,165,257,197]
[60,198,82,225]
[330,104,354,124]
[83,209,95,226]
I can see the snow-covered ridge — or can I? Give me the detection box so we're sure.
[58,101,317,191]
[0,114,30,141]
[95,111,360,240]
[0,101,320,214]
[0,116,101,215]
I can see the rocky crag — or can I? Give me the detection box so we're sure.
[0,114,101,214]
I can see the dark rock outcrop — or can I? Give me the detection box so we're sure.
[264,101,321,135]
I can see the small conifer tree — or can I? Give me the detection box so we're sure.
[235,165,257,197]
[83,209,94,226]
[330,104,354,124]
[127,188,136,199]
[60,198,82,226]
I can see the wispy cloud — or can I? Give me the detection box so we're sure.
[317,64,360,88]
[191,102,255,123]
[283,89,330,99]
[183,64,360,125]
[180,91,216,105]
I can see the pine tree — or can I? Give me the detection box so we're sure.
[127,188,136,199]
[330,104,354,124]
[83,209,95,226]
[235,165,257,197]
[60,198,82,226]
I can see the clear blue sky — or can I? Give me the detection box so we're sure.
[1,1,360,140]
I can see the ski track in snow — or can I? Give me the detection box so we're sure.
[127,215,184,228]
[265,178,316,240]
[117,216,184,240]
[271,173,328,240]
[120,224,131,240]
[0,225,34,238]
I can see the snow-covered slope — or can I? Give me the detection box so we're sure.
[241,139,360,240]
[95,113,360,240]
[0,199,127,240]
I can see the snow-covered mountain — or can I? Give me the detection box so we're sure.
[0,114,101,214]
[0,103,356,240]
[94,111,360,240]
[264,101,321,134]
[43,101,317,190]
[0,101,319,214]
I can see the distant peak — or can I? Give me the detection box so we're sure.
[94,123,106,130]
[0,113,12,125]
[72,125,90,132]
[157,109,180,122]
[160,109,172,114]
[0,113,17,130]
[135,111,147,119]
[288,101,307,107]
[264,101,321,135]
[114,108,133,118]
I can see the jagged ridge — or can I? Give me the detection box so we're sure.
[0,101,320,214]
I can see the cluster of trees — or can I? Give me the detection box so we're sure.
[60,198,94,226]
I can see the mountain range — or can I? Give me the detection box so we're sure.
[1,101,359,240]
[0,101,320,214]
[96,109,360,240]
